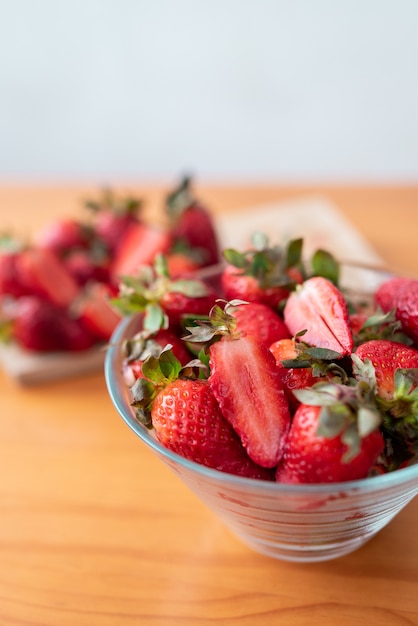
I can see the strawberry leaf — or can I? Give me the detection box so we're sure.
[143,304,168,332]
[285,238,303,269]
[357,406,381,437]
[310,249,340,285]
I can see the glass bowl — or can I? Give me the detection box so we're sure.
[104,264,418,562]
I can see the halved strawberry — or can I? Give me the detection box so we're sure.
[16,247,81,308]
[0,251,28,298]
[76,282,122,342]
[185,301,291,468]
[130,349,274,480]
[111,222,172,281]
[283,276,353,355]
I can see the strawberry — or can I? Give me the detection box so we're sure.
[269,337,343,410]
[229,301,291,348]
[185,301,291,468]
[114,254,216,332]
[283,276,353,356]
[130,349,274,480]
[165,251,202,278]
[165,176,220,267]
[122,327,192,386]
[374,276,411,314]
[0,251,28,298]
[221,234,304,309]
[275,392,385,484]
[34,218,91,255]
[110,222,172,281]
[85,188,143,254]
[375,277,418,345]
[354,339,418,401]
[353,340,418,470]
[12,296,94,352]
[16,247,81,308]
[76,282,122,342]
[350,308,413,347]
[64,249,110,287]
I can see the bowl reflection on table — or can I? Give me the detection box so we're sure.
[104,264,418,562]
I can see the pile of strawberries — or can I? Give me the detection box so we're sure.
[0,177,220,353]
[118,233,418,484]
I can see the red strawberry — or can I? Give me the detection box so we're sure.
[374,276,411,314]
[350,308,412,347]
[354,339,418,401]
[375,277,418,345]
[12,296,94,352]
[64,249,110,286]
[111,222,172,281]
[221,235,304,309]
[276,400,384,484]
[16,247,81,308]
[283,276,353,355]
[269,338,326,409]
[34,218,91,255]
[165,251,202,278]
[166,176,220,267]
[122,328,192,385]
[131,350,274,480]
[0,251,28,298]
[229,301,291,348]
[85,188,143,254]
[76,282,122,342]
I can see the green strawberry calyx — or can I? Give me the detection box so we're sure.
[165,175,196,220]
[84,187,143,218]
[223,233,304,291]
[130,346,207,428]
[293,379,381,462]
[222,234,340,291]
[112,253,211,333]
[280,333,348,382]
[183,299,248,344]
[353,308,413,347]
[352,355,418,468]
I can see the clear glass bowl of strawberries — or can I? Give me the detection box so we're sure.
[105,233,418,562]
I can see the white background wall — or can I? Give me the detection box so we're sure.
[1,0,417,183]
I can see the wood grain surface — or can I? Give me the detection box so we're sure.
[0,184,417,626]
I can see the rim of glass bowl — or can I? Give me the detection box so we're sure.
[105,262,418,495]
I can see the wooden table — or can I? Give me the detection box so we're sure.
[1,185,417,626]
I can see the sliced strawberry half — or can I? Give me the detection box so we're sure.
[16,247,81,308]
[209,334,291,468]
[76,283,122,342]
[111,222,172,280]
[284,276,353,355]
